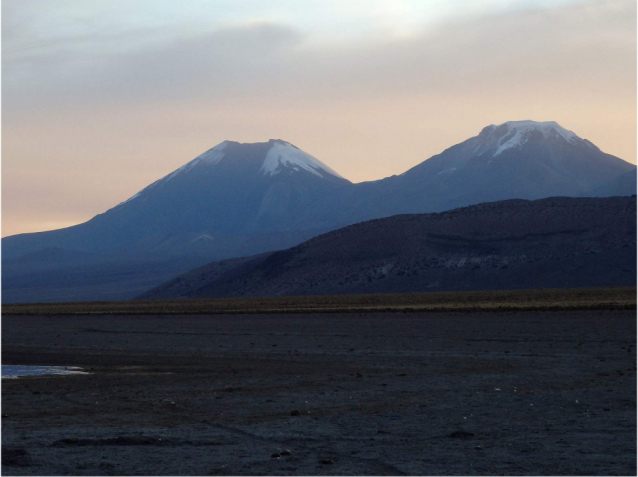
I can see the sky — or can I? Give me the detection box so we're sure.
[2,0,636,237]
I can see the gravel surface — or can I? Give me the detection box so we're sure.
[2,311,636,475]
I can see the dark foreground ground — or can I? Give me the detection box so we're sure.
[2,311,636,475]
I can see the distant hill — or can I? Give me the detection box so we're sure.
[140,196,637,300]
[3,121,635,303]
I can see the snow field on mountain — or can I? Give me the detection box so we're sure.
[260,141,344,178]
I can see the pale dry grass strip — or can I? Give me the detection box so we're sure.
[3,287,635,315]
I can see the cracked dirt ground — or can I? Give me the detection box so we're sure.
[2,311,636,475]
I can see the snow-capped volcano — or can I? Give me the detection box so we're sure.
[479,120,581,156]
[260,140,344,178]
[303,120,636,226]
[400,119,628,185]
[440,119,596,164]
[3,139,350,264]
[1,139,353,303]
[119,139,345,208]
[177,139,342,179]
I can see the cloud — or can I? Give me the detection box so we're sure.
[4,0,635,110]
[2,0,636,236]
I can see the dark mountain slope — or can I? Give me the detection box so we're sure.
[3,255,207,303]
[1,228,325,303]
[583,169,637,198]
[140,196,637,299]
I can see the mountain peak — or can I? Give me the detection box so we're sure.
[259,140,344,179]
[191,139,343,179]
[477,120,581,157]
[500,120,576,139]
[115,138,346,208]
[192,140,230,165]
[165,138,344,181]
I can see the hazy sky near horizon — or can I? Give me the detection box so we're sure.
[2,0,636,237]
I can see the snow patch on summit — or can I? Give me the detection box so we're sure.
[260,141,344,179]
[492,121,578,157]
[194,141,229,166]
[164,141,229,183]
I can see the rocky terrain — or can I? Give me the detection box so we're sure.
[141,196,637,300]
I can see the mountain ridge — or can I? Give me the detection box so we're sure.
[3,120,635,303]
[301,120,634,228]
[140,196,637,300]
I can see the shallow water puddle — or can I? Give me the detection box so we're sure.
[2,365,88,379]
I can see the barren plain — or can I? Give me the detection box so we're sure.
[2,310,636,475]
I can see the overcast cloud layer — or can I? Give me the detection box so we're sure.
[2,0,636,236]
